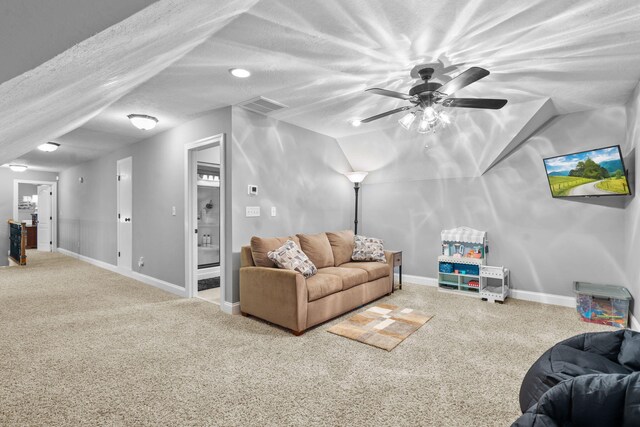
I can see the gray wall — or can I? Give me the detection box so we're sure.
[57,106,353,304]
[229,108,353,301]
[354,106,629,298]
[0,169,58,266]
[58,107,232,287]
[624,82,640,317]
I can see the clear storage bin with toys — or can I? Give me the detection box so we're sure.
[574,282,631,329]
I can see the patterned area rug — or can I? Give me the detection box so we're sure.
[328,304,433,351]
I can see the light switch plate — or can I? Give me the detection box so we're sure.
[246,206,260,217]
[271,207,276,217]
[248,185,258,195]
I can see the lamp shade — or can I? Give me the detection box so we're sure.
[398,111,417,130]
[127,114,158,130]
[345,171,368,183]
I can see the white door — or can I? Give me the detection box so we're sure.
[37,185,52,251]
[117,157,133,270]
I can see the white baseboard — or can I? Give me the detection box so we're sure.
[395,273,438,287]
[399,273,575,307]
[222,301,241,315]
[57,248,187,298]
[509,289,575,308]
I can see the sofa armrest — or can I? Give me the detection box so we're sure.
[239,266,308,333]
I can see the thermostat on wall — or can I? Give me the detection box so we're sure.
[248,185,258,195]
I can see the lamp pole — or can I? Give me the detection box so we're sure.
[353,182,360,235]
[344,171,368,236]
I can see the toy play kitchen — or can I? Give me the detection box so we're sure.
[438,226,510,302]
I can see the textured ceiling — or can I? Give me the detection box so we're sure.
[2,0,640,172]
[0,0,157,84]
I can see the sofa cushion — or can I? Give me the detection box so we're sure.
[268,240,317,278]
[251,235,300,268]
[326,230,355,266]
[297,232,335,269]
[340,261,388,282]
[351,235,386,263]
[306,273,342,302]
[317,267,368,290]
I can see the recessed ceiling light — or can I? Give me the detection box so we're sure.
[127,114,159,130]
[349,119,362,127]
[9,164,28,172]
[229,68,251,78]
[38,142,60,152]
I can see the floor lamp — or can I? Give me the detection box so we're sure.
[344,171,368,235]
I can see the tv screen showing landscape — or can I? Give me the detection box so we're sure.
[543,145,631,198]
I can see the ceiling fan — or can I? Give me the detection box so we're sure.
[358,66,507,133]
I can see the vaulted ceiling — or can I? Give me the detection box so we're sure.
[1,0,640,172]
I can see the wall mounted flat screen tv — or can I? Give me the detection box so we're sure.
[543,145,631,198]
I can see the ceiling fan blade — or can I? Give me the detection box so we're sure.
[361,106,412,123]
[440,98,507,109]
[437,67,490,96]
[365,88,414,101]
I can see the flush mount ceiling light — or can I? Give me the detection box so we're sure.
[127,114,159,130]
[9,164,28,172]
[38,142,60,152]
[229,68,251,78]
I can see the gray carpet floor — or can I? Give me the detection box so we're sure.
[0,251,611,426]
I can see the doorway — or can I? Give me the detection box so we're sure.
[196,160,221,303]
[13,179,58,253]
[184,134,226,308]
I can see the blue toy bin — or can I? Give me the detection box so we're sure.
[439,263,454,273]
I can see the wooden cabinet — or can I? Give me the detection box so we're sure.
[25,226,37,249]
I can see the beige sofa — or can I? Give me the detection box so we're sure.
[239,230,394,335]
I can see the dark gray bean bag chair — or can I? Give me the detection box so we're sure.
[512,372,640,426]
[519,329,640,413]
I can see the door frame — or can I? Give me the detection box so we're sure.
[184,133,228,310]
[13,179,58,251]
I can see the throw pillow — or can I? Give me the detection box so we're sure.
[268,240,317,278]
[250,235,300,268]
[351,235,386,263]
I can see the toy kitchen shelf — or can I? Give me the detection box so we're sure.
[438,226,487,298]
[438,256,485,296]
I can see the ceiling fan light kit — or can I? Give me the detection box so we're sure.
[361,66,507,134]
